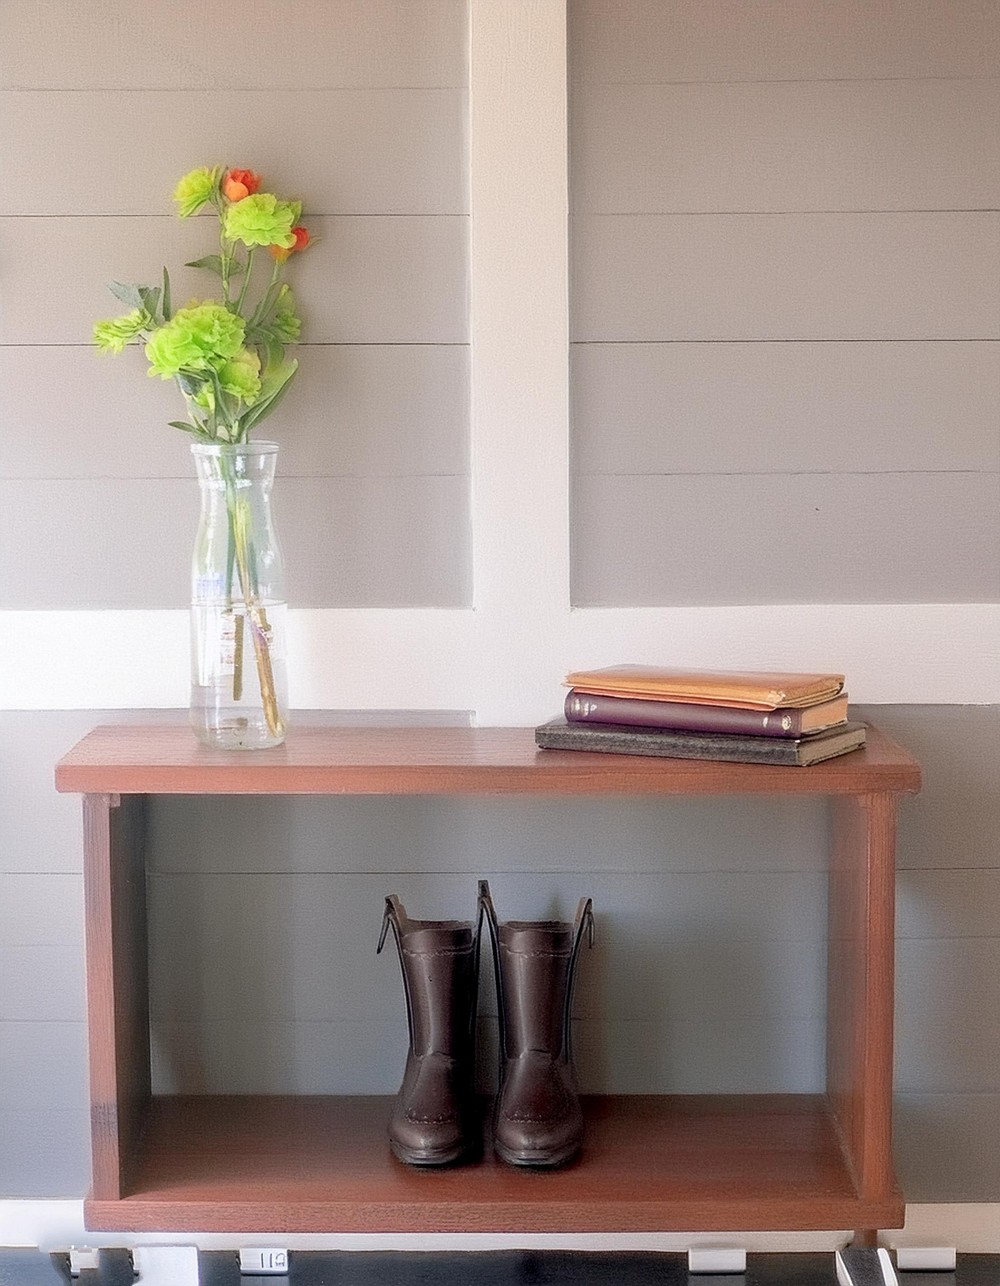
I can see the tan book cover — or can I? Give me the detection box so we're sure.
[563,665,845,711]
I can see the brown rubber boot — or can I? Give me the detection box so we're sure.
[377,894,480,1166]
[478,880,594,1167]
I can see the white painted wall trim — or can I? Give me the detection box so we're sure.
[2,605,997,715]
[1,1200,997,1253]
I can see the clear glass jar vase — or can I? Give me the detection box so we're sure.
[189,441,288,749]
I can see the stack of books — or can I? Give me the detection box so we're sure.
[534,665,866,766]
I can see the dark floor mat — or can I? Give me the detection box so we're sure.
[0,1248,996,1286]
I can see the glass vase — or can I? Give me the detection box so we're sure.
[189,441,288,749]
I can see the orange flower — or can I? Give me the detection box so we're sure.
[270,225,310,262]
[222,168,262,202]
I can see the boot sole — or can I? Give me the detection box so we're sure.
[390,1138,474,1167]
[493,1139,580,1169]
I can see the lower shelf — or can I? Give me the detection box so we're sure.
[86,1093,902,1233]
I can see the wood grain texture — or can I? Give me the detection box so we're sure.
[56,723,921,797]
[64,721,917,1231]
[827,794,898,1203]
[83,1093,902,1233]
[83,794,150,1201]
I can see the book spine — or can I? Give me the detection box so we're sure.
[537,721,807,765]
[564,690,805,737]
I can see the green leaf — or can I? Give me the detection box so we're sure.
[238,358,298,434]
[177,371,208,398]
[264,335,285,371]
[168,420,199,435]
[184,255,244,277]
[162,267,172,321]
[107,280,147,310]
[137,286,161,321]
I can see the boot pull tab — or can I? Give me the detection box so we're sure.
[562,896,594,1064]
[478,879,506,1060]
[477,879,500,945]
[377,893,405,954]
[572,896,595,958]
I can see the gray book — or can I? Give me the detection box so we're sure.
[534,718,868,767]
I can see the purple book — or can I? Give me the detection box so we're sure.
[564,689,850,739]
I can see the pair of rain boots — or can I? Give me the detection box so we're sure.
[377,880,595,1168]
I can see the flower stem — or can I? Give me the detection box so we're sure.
[229,493,284,739]
[235,247,255,317]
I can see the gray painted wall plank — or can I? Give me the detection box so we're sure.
[0,947,85,1022]
[0,875,83,946]
[896,939,1000,1094]
[1,345,469,480]
[577,1017,826,1095]
[569,0,1000,83]
[147,870,825,1024]
[145,794,829,875]
[572,472,1000,605]
[0,1,467,90]
[895,1093,1000,1201]
[852,705,1000,872]
[0,475,470,609]
[4,215,468,346]
[150,1019,405,1096]
[571,342,1000,476]
[0,1023,88,1111]
[0,1109,90,1198]
[898,870,1000,940]
[572,80,1000,215]
[571,213,1000,342]
[149,1016,826,1098]
[1,89,468,216]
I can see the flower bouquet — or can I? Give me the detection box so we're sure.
[94,166,311,746]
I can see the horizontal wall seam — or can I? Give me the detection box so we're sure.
[0,212,471,220]
[0,342,470,349]
[572,75,1000,88]
[569,337,1000,345]
[572,469,999,479]
[1,84,469,92]
[572,209,1000,218]
[571,208,1000,217]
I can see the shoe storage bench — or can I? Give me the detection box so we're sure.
[56,723,920,1236]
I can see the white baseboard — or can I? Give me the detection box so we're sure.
[0,1200,996,1253]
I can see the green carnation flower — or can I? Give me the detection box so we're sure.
[173,166,220,217]
[223,193,301,248]
[145,303,245,379]
[218,348,262,404]
[93,308,152,353]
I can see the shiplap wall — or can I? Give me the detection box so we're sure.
[0,0,471,610]
[1,0,999,1220]
[569,0,1000,606]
